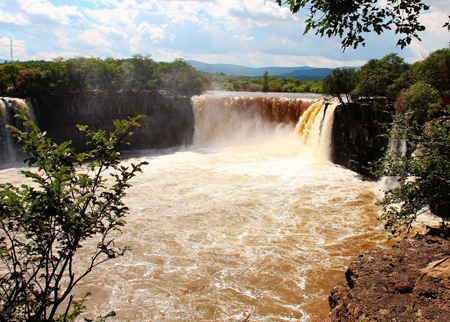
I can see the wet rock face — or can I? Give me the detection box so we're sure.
[34,90,195,152]
[331,103,391,177]
[325,234,450,322]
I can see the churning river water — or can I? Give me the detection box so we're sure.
[0,92,392,321]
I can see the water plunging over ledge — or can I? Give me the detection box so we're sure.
[0,92,390,321]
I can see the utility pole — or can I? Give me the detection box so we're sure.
[10,38,13,61]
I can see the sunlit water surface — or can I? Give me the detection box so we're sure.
[0,136,390,321]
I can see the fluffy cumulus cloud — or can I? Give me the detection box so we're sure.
[0,0,449,67]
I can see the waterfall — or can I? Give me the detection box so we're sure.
[295,99,339,162]
[191,93,339,163]
[191,92,320,147]
[0,97,39,166]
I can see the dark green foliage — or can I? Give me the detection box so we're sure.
[16,67,53,95]
[355,53,410,101]
[322,67,357,104]
[0,55,209,97]
[262,70,269,92]
[373,77,449,236]
[394,81,442,125]
[0,63,20,91]
[276,0,431,50]
[0,111,148,321]
[417,48,450,96]
[120,54,159,92]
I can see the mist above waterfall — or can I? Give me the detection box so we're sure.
[192,92,323,148]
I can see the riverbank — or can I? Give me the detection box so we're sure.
[325,229,450,321]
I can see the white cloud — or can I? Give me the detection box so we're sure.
[1,0,449,66]
[403,10,450,63]
[425,0,450,13]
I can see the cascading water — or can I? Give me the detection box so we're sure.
[0,97,39,166]
[378,122,409,191]
[0,92,390,321]
[294,99,339,162]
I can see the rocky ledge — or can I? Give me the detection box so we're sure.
[325,231,450,321]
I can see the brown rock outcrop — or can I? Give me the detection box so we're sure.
[325,233,450,321]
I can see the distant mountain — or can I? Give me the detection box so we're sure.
[186,60,333,80]
[0,58,12,63]
[277,68,335,81]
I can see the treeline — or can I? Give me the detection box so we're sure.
[322,49,450,110]
[208,72,323,93]
[0,55,210,97]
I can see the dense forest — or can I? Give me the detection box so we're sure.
[0,55,209,98]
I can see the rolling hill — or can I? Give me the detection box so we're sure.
[186,60,333,80]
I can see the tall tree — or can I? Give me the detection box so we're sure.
[262,70,269,92]
[322,67,357,104]
[355,53,409,101]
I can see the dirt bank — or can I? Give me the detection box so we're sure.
[325,230,450,321]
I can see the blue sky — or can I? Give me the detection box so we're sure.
[0,0,449,67]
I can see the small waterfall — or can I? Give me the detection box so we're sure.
[0,97,39,166]
[379,127,408,190]
[317,102,339,163]
[295,101,325,147]
[295,99,339,162]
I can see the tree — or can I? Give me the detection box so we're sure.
[418,48,450,96]
[62,56,94,92]
[120,54,159,92]
[373,106,450,236]
[89,57,123,91]
[0,111,148,321]
[394,81,442,125]
[16,67,52,95]
[0,63,20,92]
[276,0,436,50]
[322,67,357,104]
[268,77,284,92]
[355,53,409,101]
[158,59,208,97]
[372,78,448,236]
[262,70,269,92]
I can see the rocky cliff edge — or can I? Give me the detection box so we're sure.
[325,230,450,321]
